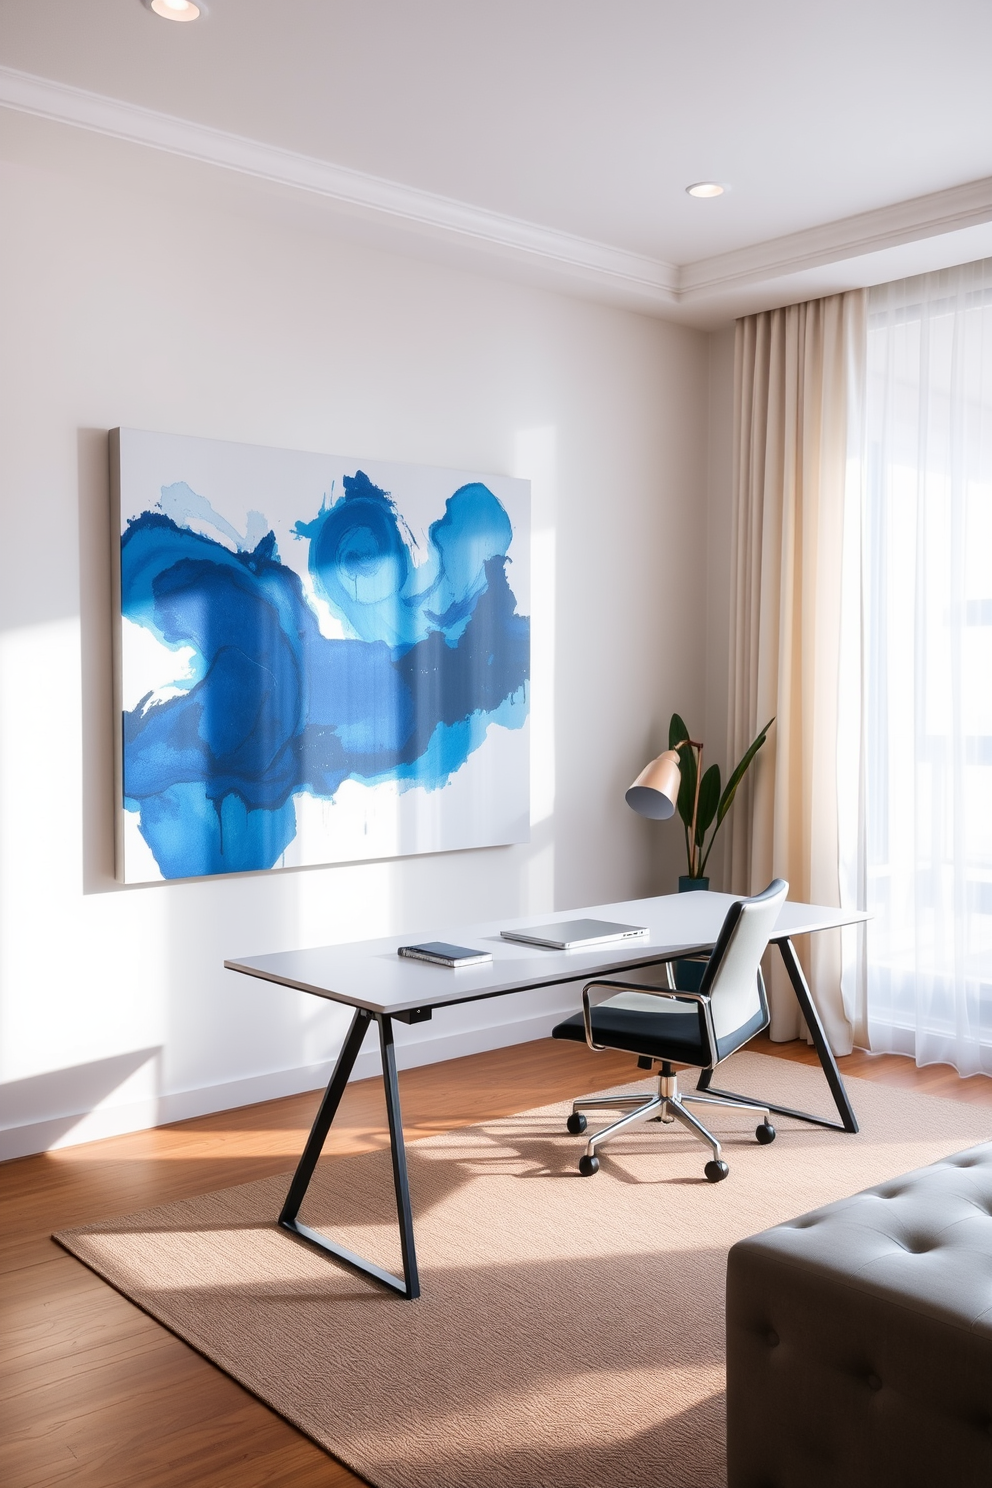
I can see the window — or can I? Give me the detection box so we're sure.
[862,260,992,1073]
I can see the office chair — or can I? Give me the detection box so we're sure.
[552,879,788,1181]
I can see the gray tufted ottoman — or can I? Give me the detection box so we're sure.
[726,1142,992,1487]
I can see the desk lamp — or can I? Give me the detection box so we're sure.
[624,714,773,885]
[625,747,685,820]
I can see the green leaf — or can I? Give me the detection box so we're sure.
[668,713,695,828]
[715,717,774,828]
[678,749,697,829]
[676,749,696,831]
[695,764,721,845]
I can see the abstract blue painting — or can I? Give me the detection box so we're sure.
[111,430,530,882]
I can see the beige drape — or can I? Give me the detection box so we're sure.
[725,290,866,1053]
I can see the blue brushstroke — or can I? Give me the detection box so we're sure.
[121,473,529,879]
[293,471,514,648]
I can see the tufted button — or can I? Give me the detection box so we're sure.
[867,1372,882,1392]
[766,1329,780,1348]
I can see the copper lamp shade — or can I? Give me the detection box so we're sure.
[625,749,681,820]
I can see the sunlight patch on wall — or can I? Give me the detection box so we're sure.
[515,426,557,911]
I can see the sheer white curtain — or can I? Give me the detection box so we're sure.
[853,259,992,1075]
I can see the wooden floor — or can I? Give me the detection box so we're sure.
[4,1035,992,1487]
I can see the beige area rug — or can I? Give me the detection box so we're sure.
[56,1052,992,1488]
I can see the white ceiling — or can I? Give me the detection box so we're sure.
[3,0,992,324]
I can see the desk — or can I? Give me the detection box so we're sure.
[226,891,867,1299]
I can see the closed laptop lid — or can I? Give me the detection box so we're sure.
[500,918,647,950]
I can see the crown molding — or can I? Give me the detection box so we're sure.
[0,65,679,306]
[2,63,991,323]
[681,176,992,302]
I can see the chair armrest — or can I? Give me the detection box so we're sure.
[581,979,718,1065]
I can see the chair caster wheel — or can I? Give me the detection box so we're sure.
[756,1121,776,1144]
[566,1112,588,1135]
[578,1154,600,1176]
[704,1160,729,1183]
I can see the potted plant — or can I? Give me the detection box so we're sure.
[668,712,773,891]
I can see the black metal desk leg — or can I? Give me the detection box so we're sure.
[774,935,859,1133]
[377,1015,420,1299]
[695,935,859,1134]
[278,1006,420,1299]
[280,1007,371,1226]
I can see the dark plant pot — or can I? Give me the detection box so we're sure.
[676,876,710,990]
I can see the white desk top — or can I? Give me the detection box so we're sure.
[225,892,868,1018]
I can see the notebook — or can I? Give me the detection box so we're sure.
[397,942,493,968]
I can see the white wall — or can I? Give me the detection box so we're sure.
[0,135,709,1159]
[703,325,737,890]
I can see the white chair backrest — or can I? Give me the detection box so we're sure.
[701,879,788,1043]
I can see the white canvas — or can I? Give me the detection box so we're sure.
[111,429,530,883]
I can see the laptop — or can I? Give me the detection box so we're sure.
[500,918,648,951]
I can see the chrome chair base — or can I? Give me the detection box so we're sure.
[568,1064,775,1180]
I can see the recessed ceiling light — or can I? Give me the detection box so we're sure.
[686,182,726,199]
[143,0,206,21]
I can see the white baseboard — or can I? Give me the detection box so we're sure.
[0,1008,568,1162]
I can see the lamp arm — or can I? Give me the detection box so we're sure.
[690,743,703,877]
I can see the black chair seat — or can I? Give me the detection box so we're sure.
[552,999,767,1064]
[553,1001,708,1063]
